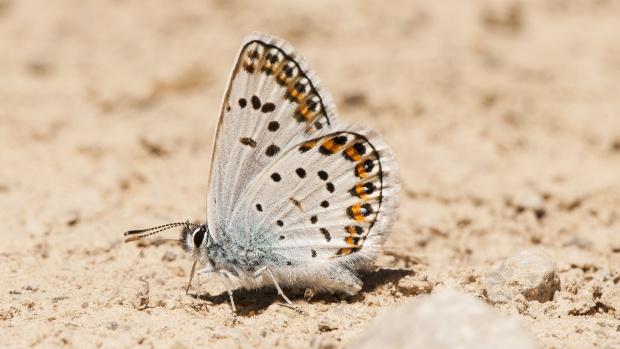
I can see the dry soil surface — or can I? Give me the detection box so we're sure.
[1,1,619,348]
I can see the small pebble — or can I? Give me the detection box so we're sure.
[484,250,560,304]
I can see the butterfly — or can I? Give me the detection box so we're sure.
[124,32,400,317]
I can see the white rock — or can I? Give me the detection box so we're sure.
[484,250,560,304]
[351,289,537,349]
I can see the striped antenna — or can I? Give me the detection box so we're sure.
[123,221,198,243]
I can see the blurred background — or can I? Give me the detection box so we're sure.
[1,1,619,348]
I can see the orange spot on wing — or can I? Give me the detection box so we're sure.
[321,140,342,154]
[346,225,364,237]
[323,140,335,151]
[304,140,316,148]
[355,184,368,199]
[348,204,365,222]
[346,226,356,236]
[337,248,352,255]
[297,105,314,121]
[355,162,367,179]
[345,147,362,161]
[287,88,304,103]
[345,237,361,246]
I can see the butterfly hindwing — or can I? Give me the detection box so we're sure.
[207,33,341,238]
[230,126,399,264]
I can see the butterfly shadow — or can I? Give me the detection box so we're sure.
[197,288,285,316]
[193,267,414,316]
[359,267,414,293]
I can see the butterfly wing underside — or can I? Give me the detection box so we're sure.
[207,32,340,238]
[207,32,399,270]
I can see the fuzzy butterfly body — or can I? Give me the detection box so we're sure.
[125,32,399,313]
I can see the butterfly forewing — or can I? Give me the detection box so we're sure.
[207,33,338,239]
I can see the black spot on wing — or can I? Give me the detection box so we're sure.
[353,142,367,155]
[267,121,280,132]
[271,172,282,182]
[239,137,256,148]
[251,95,261,110]
[295,168,306,178]
[326,182,335,193]
[364,182,376,194]
[283,63,295,77]
[333,135,348,145]
[361,203,373,216]
[290,197,302,209]
[294,80,307,94]
[320,228,331,242]
[364,160,375,173]
[261,102,276,113]
[265,144,280,157]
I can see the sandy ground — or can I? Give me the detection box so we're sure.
[1,0,620,348]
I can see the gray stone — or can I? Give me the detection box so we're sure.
[484,250,560,304]
[351,289,537,349]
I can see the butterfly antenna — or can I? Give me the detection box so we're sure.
[123,221,198,242]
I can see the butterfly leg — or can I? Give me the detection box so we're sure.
[218,270,238,323]
[263,268,303,314]
[252,266,267,278]
[193,266,214,300]
[185,260,198,295]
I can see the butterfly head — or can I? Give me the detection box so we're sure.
[179,223,211,257]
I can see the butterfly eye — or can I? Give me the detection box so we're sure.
[192,227,205,248]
